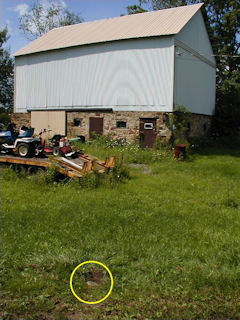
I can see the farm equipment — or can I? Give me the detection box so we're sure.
[35,133,73,157]
[0,123,115,179]
[0,124,41,158]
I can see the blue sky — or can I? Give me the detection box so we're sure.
[1,0,146,55]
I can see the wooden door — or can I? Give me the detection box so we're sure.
[139,118,157,148]
[31,111,66,136]
[89,117,103,139]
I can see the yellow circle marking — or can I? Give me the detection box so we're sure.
[70,261,114,304]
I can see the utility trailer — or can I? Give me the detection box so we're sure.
[0,154,115,179]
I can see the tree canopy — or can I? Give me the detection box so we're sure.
[0,28,14,112]
[19,0,83,40]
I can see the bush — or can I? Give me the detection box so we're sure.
[0,112,10,125]
[166,106,192,147]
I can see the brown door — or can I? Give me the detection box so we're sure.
[89,117,103,138]
[139,118,157,148]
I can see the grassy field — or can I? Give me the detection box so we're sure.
[1,146,240,319]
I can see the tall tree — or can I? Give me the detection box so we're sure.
[0,28,14,112]
[19,0,83,40]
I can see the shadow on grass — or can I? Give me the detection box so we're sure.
[193,146,240,158]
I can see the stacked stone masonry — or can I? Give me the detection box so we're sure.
[67,111,172,141]
[67,111,211,141]
[11,111,211,141]
[11,112,31,129]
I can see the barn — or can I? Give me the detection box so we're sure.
[13,3,216,147]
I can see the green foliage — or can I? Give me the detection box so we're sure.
[19,0,83,40]
[79,164,130,189]
[44,166,61,184]
[0,27,14,111]
[0,111,10,125]
[74,134,173,165]
[167,106,191,146]
[212,71,240,137]
[151,0,194,9]
[1,148,240,318]
[126,1,148,14]
[121,0,148,15]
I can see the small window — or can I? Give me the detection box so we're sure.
[144,123,153,130]
[187,122,191,132]
[203,123,208,132]
[117,121,127,128]
[74,118,81,127]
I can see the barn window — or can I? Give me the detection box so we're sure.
[74,118,81,127]
[117,121,127,128]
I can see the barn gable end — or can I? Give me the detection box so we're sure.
[174,10,216,116]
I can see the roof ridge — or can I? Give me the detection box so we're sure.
[14,3,203,57]
[53,3,203,31]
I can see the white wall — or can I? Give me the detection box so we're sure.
[176,10,215,64]
[174,48,216,115]
[15,37,174,113]
[174,10,216,115]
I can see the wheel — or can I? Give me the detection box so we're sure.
[35,148,41,156]
[17,143,33,158]
[53,146,61,156]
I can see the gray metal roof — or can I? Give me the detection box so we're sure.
[14,3,203,57]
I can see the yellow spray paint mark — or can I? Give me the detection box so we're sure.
[70,261,113,304]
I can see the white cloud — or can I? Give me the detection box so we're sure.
[14,3,29,16]
[13,0,67,17]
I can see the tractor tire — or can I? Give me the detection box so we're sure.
[17,143,34,158]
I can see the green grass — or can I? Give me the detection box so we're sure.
[1,147,240,319]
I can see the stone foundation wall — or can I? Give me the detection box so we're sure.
[67,111,211,141]
[10,111,211,142]
[11,112,31,129]
[67,111,171,141]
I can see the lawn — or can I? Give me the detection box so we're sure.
[1,146,240,319]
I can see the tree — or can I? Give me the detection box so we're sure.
[151,0,191,9]
[125,0,148,15]
[0,28,14,112]
[19,0,83,40]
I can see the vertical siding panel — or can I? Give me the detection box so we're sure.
[15,38,174,112]
[174,49,216,115]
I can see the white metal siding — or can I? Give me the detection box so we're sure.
[176,10,215,64]
[174,48,216,115]
[31,111,66,135]
[174,10,216,115]
[15,37,174,113]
